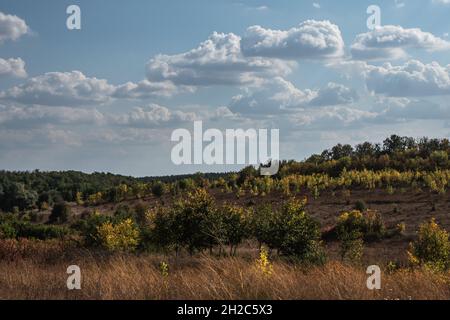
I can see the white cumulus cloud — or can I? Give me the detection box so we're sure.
[365,60,450,97]
[241,20,345,60]
[0,11,29,43]
[351,25,450,60]
[0,71,115,106]
[146,31,294,87]
[0,71,186,106]
[0,57,27,78]
[229,77,357,115]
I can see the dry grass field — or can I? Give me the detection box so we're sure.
[4,187,445,300]
[0,238,449,300]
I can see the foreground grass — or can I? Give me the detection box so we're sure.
[0,239,449,300]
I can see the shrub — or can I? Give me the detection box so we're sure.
[354,200,367,212]
[220,204,251,255]
[114,204,133,219]
[0,216,68,240]
[49,202,71,224]
[256,246,273,276]
[340,238,364,264]
[336,210,385,242]
[15,223,68,240]
[336,211,365,240]
[0,222,17,239]
[408,218,450,271]
[364,210,385,241]
[250,204,273,249]
[87,192,104,206]
[395,222,406,236]
[73,212,111,246]
[75,191,84,205]
[171,188,221,254]
[142,206,177,252]
[336,211,364,261]
[133,202,149,227]
[387,185,395,195]
[152,182,165,198]
[96,218,140,251]
[262,198,325,264]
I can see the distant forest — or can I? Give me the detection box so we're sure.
[1,135,450,212]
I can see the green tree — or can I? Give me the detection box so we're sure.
[172,188,220,254]
[143,206,177,252]
[274,198,324,263]
[221,204,250,255]
[0,182,38,212]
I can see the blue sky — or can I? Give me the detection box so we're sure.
[1,0,450,176]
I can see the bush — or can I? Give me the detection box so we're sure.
[364,210,385,241]
[133,202,149,227]
[0,222,17,239]
[261,198,325,264]
[171,188,221,254]
[152,182,165,198]
[143,206,177,252]
[138,189,221,254]
[408,218,450,271]
[336,211,365,241]
[73,213,111,246]
[396,222,406,235]
[250,204,273,249]
[0,215,68,240]
[354,200,367,212]
[220,204,251,255]
[96,218,140,251]
[336,210,385,242]
[114,204,133,219]
[49,202,71,223]
[340,238,364,264]
[335,210,371,262]
[15,223,68,240]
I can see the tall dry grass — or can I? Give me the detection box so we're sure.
[0,239,449,300]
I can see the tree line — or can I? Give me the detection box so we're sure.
[1,135,450,213]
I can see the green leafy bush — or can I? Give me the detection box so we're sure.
[276,198,325,264]
[49,202,71,223]
[96,218,140,251]
[152,182,165,198]
[73,213,111,246]
[408,218,450,271]
[354,200,367,212]
[0,222,17,239]
[142,206,177,252]
[171,188,221,254]
[336,210,385,242]
[0,214,68,240]
[220,204,251,255]
[254,198,325,264]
